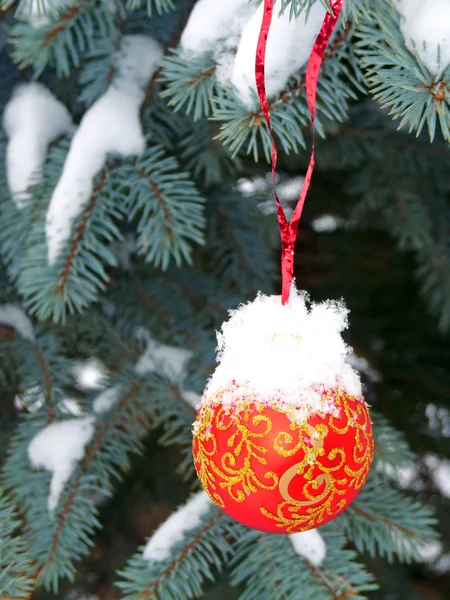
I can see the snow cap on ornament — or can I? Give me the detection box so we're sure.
[201,286,362,424]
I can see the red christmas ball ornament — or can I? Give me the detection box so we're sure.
[192,288,374,533]
[193,387,373,534]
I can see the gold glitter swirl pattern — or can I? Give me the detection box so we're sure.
[193,388,373,533]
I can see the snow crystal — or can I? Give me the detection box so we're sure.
[200,285,362,425]
[3,83,72,208]
[93,385,121,414]
[72,357,108,391]
[396,0,450,76]
[228,2,326,107]
[143,491,212,562]
[28,417,95,512]
[290,529,326,566]
[0,304,35,342]
[181,0,255,56]
[45,35,163,265]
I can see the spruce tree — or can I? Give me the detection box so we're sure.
[0,0,448,598]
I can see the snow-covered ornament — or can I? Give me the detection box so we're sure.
[192,0,374,533]
[192,289,373,533]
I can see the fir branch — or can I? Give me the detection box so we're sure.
[213,21,361,161]
[117,508,236,600]
[0,487,35,600]
[125,0,175,16]
[232,525,376,600]
[56,168,109,295]
[2,369,160,590]
[356,0,450,142]
[120,145,206,269]
[342,475,438,562]
[159,49,220,120]
[9,1,117,76]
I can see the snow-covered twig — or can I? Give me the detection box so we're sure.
[45,35,163,265]
[0,304,35,342]
[143,491,213,562]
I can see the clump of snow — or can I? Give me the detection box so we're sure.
[93,385,121,414]
[45,35,163,265]
[180,0,325,108]
[417,540,443,563]
[396,0,450,76]
[0,304,35,342]
[182,390,201,409]
[277,176,305,202]
[237,175,270,197]
[135,330,192,379]
[424,453,450,498]
[28,417,95,512]
[311,214,343,233]
[290,529,326,566]
[426,403,450,437]
[200,285,362,425]
[181,0,255,56]
[2,83,72,209]
[143,491,212,562]
[72,358,108,391]
[228,2,326,107]
[60,398,83,416]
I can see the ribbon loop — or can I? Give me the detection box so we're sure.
[255,0,344,304]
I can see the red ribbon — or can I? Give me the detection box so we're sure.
[255,0,344,304]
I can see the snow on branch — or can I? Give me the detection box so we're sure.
[135,329,192,379]
[180,0,255,56]
[180,0,327,108]
[228,2,326,107]
[134,328,199,408]
[45,35,163,265]
[28,417,95,512]
[0,304,35,342]
[395,0,450,76]
[143,491,213,562]
[2,83,72,209]
[289,529,326,567]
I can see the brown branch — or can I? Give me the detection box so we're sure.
[42,5,82,47]
[137,286,172,322]
[135,164,174,239]
[138,512,224,599]
[351,504,418,537]
[56,169,109,295]
[45,380,145,564]
[306,562,359,600]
